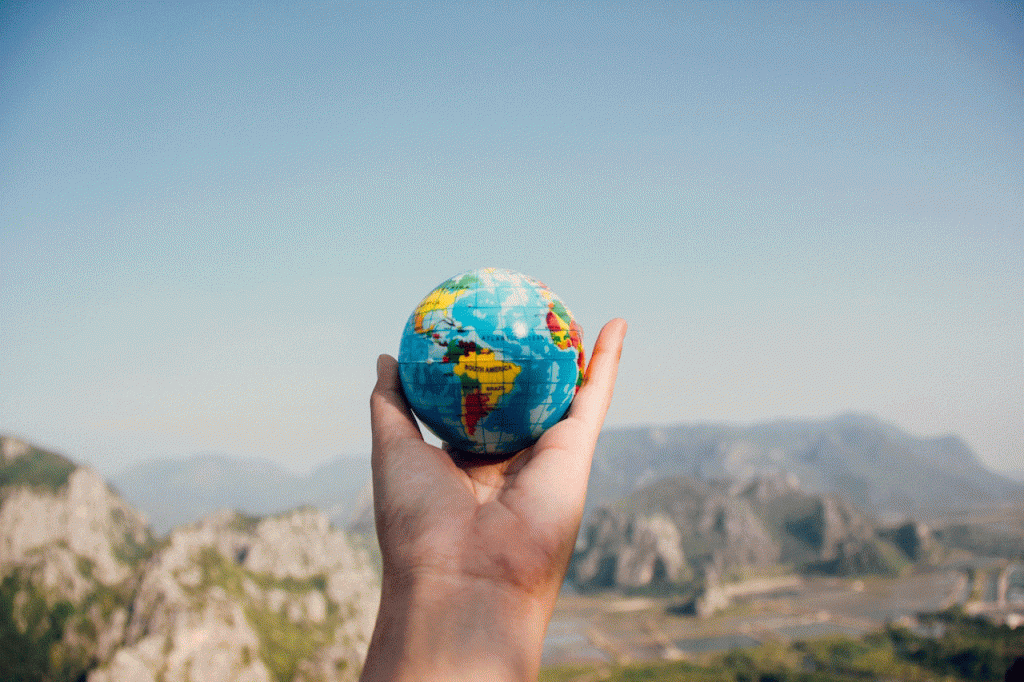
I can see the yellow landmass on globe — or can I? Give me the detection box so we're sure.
[451,349,522,436]
[412,283,474,334]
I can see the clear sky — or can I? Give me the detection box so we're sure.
[2,0,1021,476]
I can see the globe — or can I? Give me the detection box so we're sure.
[398,268,585,455]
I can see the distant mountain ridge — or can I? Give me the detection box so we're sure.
[587,413,1021,518]
[1001,470,1024,484]
[109,413,1017,535]
[112,452,370,535]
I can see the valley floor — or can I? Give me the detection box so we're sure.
[542,563,1023,668]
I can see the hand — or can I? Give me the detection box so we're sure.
[360,318,627,682]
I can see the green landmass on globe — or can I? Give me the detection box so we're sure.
[398,268,584,455]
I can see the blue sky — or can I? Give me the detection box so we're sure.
[2,0,1021,475]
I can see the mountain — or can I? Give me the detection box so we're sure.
[112,453,370,535]
[570,473,930,598]
[587,414,1022,518]
[0,436,379,682]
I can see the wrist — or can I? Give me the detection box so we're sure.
[360,568,554,682]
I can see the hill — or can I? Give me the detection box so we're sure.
[1001,469,1024,484]
[109,414,1017,539]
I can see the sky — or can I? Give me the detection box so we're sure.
[1,0,1021,476]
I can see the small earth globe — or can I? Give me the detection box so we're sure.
[398,268,585,455]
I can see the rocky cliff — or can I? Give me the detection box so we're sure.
[570,473,924,597]
[89,508,379,682]
[1,435,152,680]
[0,436,380,682]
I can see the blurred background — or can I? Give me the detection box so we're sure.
[1,2,1022,679]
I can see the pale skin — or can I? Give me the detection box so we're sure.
[360,318,627,682]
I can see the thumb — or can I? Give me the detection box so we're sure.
[370,355,422,459]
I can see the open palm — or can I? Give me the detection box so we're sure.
[369,318,627,602]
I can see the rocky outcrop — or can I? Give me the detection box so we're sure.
[1,436,380,682]
[573,510,691,589]
[571,474,912,601]
[90,508,379,682]
[1,436,152,680]
[878,520,941,564]
[1,465,150,589]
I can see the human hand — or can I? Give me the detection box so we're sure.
[360,318,626,682]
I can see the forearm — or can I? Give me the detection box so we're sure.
[359,571,554,682]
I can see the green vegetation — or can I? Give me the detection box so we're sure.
[804,537,911,578]
[887,606,1024,681]
[248,603,330,682]
[193,547,248,600]
[0,561,137,682]
[540,661,732,682]
[0,575,87,682]
[229,512,262,535]
[0,445,77,495]
[111,527,156,568]
[540,608,1024,682]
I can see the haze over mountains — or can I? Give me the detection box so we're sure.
[587,413,1022,519]
[107,413,1022,536]
[112,454,370,535]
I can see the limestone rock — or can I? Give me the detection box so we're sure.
[1,437,380,682]
[879,520,942,564]
[89,589,271,682]
[574,510,691,589]
[1,437,152,680]
[571,473,907,595]
[93,507,379,682]
[1,463,149,587]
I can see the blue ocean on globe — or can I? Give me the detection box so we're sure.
[398,268,585,455]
